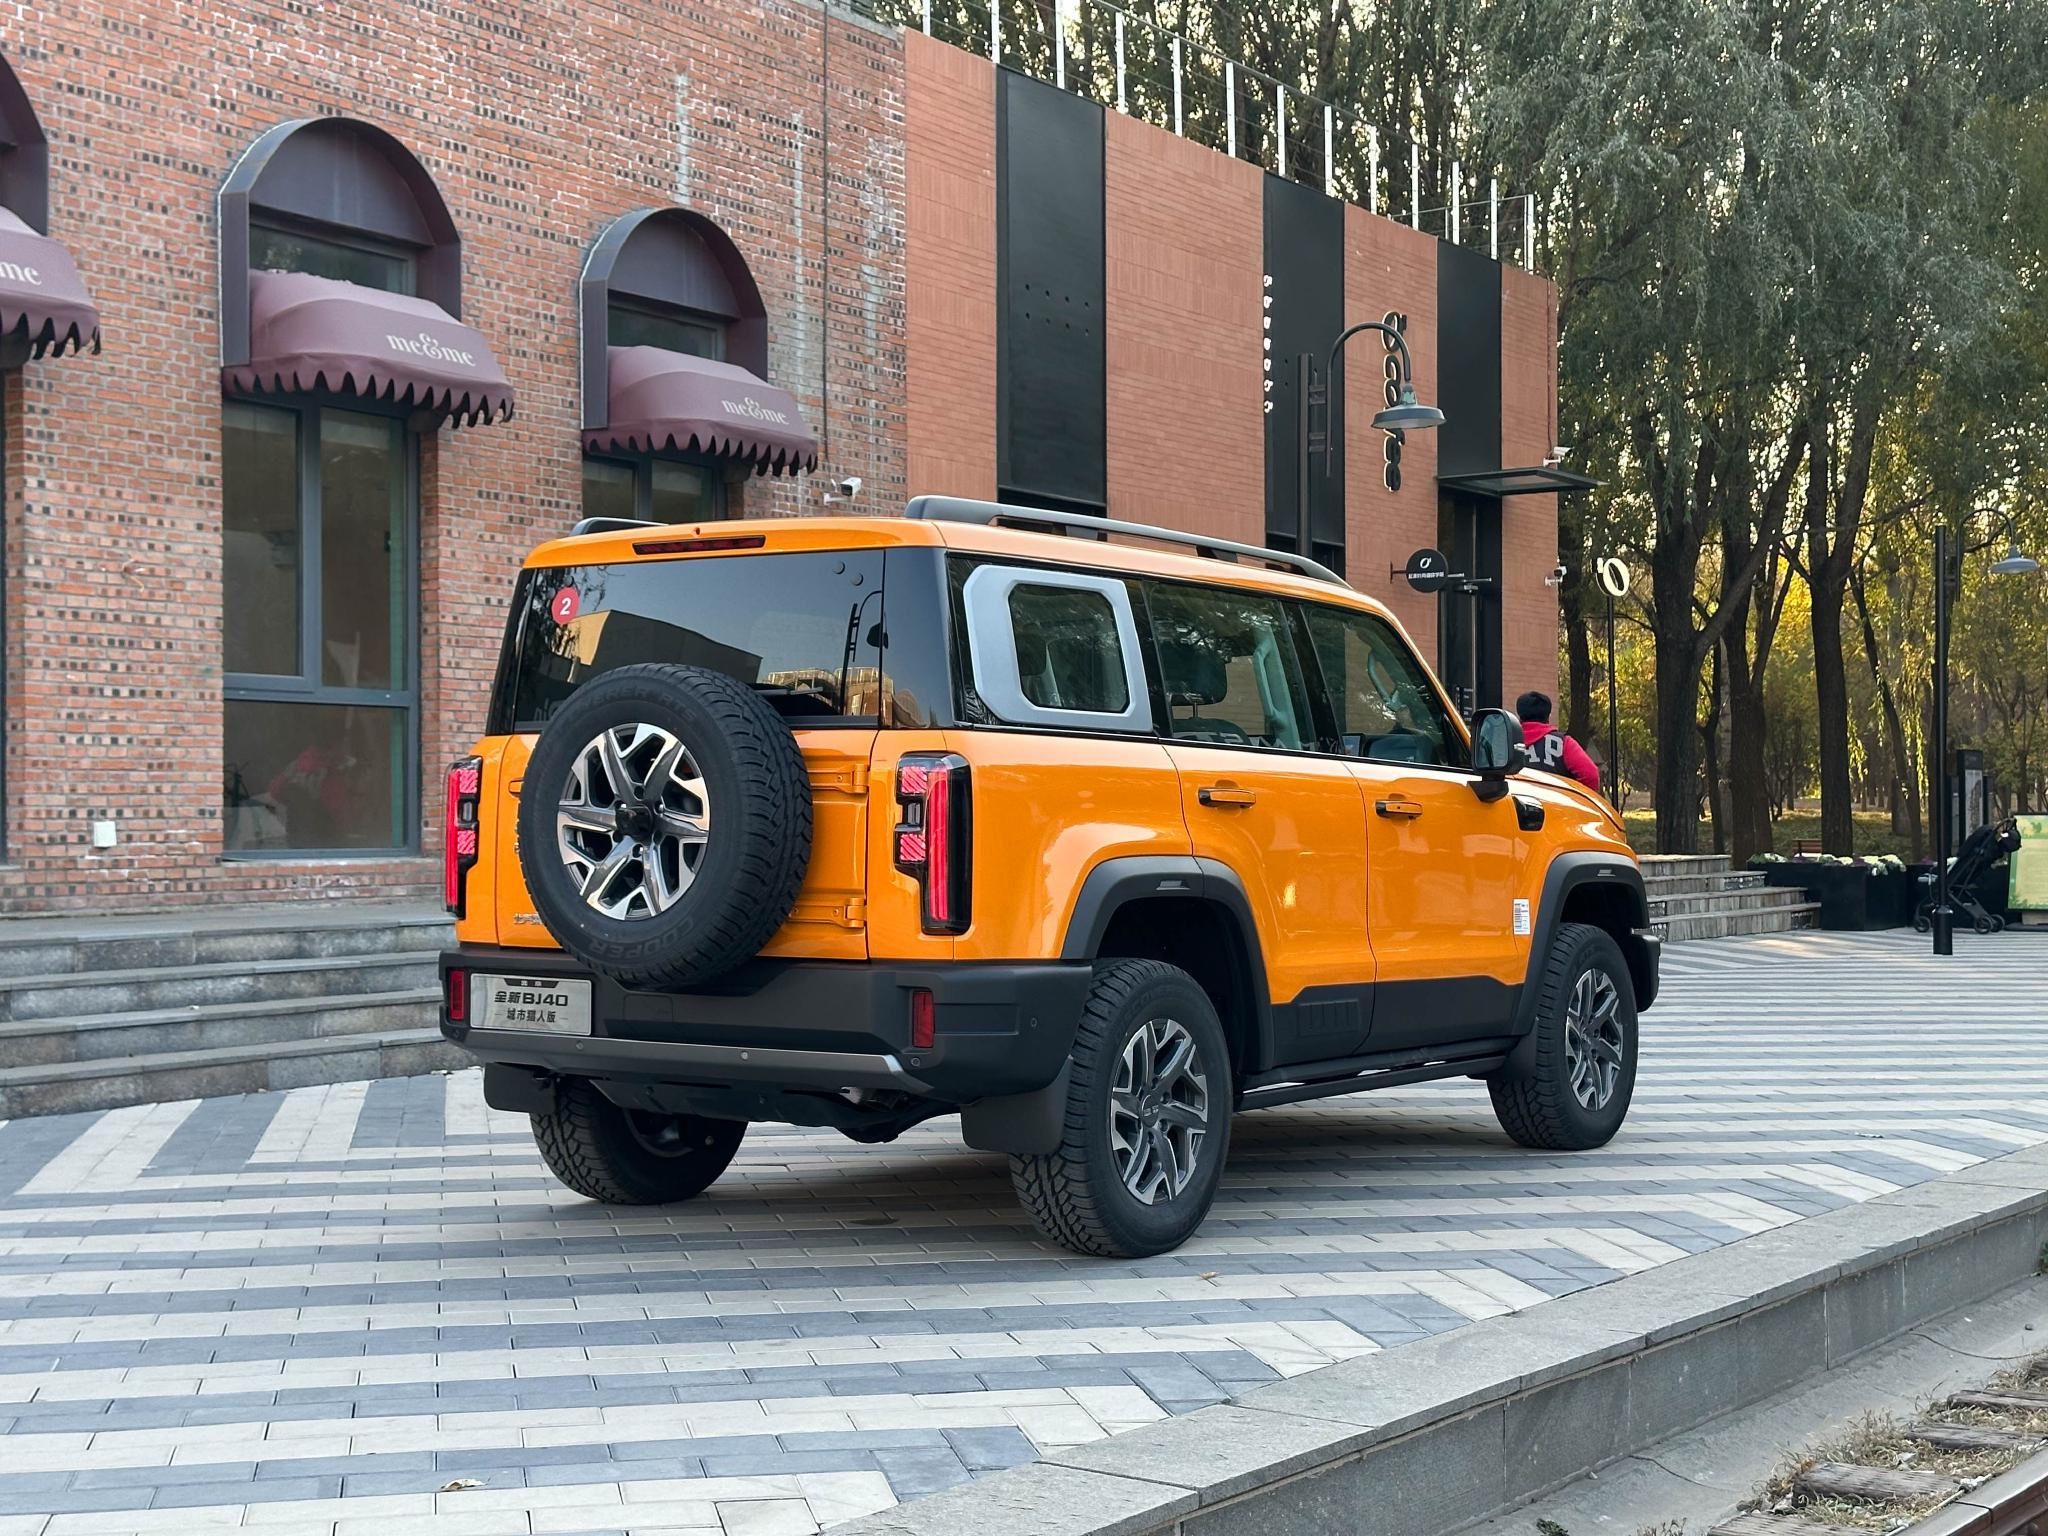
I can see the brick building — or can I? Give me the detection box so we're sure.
[0,2,1563,916]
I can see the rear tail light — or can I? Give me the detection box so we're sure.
[444,968,469,1024]
[892,752,971,934]
[908,988,936,1050]
[445,756,482,916]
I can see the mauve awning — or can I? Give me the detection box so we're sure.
[583,346,817,475]
[225,269,513,426]
[0,207,99,359]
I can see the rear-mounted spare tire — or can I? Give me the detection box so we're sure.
[516,662,812,990]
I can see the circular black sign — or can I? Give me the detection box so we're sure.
[1404,547,1451,594]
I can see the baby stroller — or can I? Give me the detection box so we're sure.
[1914,816,2023,935]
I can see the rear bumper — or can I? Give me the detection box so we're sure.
[439,947,1090,1106]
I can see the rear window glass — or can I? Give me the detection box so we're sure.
[498,550,909,729]
[1008,583,1130,713]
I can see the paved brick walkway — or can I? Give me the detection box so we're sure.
[0,929,2042,1535]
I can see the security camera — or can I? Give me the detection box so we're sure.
[834,476,862,499]
[1542,445,1571,467]
[1543,562,1568,587]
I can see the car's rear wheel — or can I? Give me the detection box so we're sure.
[1488,921,1637,1150]
[1009,959,1232,1258]
[531,1076,745,1204]
[516,663,811,990]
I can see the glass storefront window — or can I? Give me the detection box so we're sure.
[222,400,415,856]
[224,700,405,852]
[319,412,404,690]
[650,461,714,523]
[582,455,724,523]
[249,223,413,293]
[582,457,636,522]
[223,403,301,677]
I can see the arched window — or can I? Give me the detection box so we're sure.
[0,50,99,366]
[579,207,815,523]
[216,117,511,858]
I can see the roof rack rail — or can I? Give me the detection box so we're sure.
[569,516,663,536]
[903,496,1350,589]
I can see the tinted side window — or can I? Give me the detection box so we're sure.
[1303,605,1462,766]
[1146,582,1313,752]
[1008,584,1130,713]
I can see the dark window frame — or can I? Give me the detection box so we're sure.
[581,450,730,524]
[222,394,421,859]
[247,213,418,295]
[605,296,727,359]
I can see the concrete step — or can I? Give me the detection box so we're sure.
[0,1027,467,1119]
[0,950,441,1022]
[1643,872,1740,897]
[1636,854,1735,878]
[1648,887,1814,920]
[0,901,450,979]
[1657,900,1820,942]
[0,988,439,1067]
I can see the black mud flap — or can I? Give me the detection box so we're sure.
[959,1061,1072,1155]
[483,1062,559,1116]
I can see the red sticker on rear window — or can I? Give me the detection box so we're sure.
[550,587,580,624]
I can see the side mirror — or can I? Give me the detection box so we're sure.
[1471,709,1526,802]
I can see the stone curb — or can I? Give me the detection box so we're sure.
[827,1142,2048,1536]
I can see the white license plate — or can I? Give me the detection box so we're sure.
[473,974,592,1035]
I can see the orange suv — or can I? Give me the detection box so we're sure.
[440,497,1659,1257]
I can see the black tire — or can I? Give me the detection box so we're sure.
[517,663,811,989]
[1009,959,1233,1259]
[531,1077,745,1204]
[1488,921,1638,1151]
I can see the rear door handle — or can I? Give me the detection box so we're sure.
[1375,797,1424,819]
[1198,785,1257,808]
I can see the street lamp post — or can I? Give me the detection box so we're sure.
[1932,525,1955,955]
[1298,320,1444,559]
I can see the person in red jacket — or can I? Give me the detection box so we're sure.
[1515,690,1602,791]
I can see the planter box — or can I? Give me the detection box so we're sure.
[1754,862,1912,930]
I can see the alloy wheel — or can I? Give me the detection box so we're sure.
[1562,966,1625,1111]
[1110,1017,1210,1205]
[555,723,710,920]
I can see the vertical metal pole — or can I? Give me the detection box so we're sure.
[1114,12,1125,111]
[1226,62,1237,158]
[921,0,931,34]
[1410,141,1420,230]
[1368,125,1380,215]
[1606,591,1620,801]
[1296,353,1314,558]
[1933,526,1954,955]
[1054,1,1065,89]
[1171,37,1183,134]
[1449,160,1461,244]
[1276,84,1287,176]
[990,0,1000,62]
[1523,193,1535,269]
[1323,105,1334,197]
[1489,177,1499,259]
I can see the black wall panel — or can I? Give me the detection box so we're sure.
[1262,175,1345,568]
[996,71,1106,511]
[1435,241,1502,479]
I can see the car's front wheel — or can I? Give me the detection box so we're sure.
[1009,959,1232,1258]
[531,1076,746,1204]
[1488,921,1638,1150]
